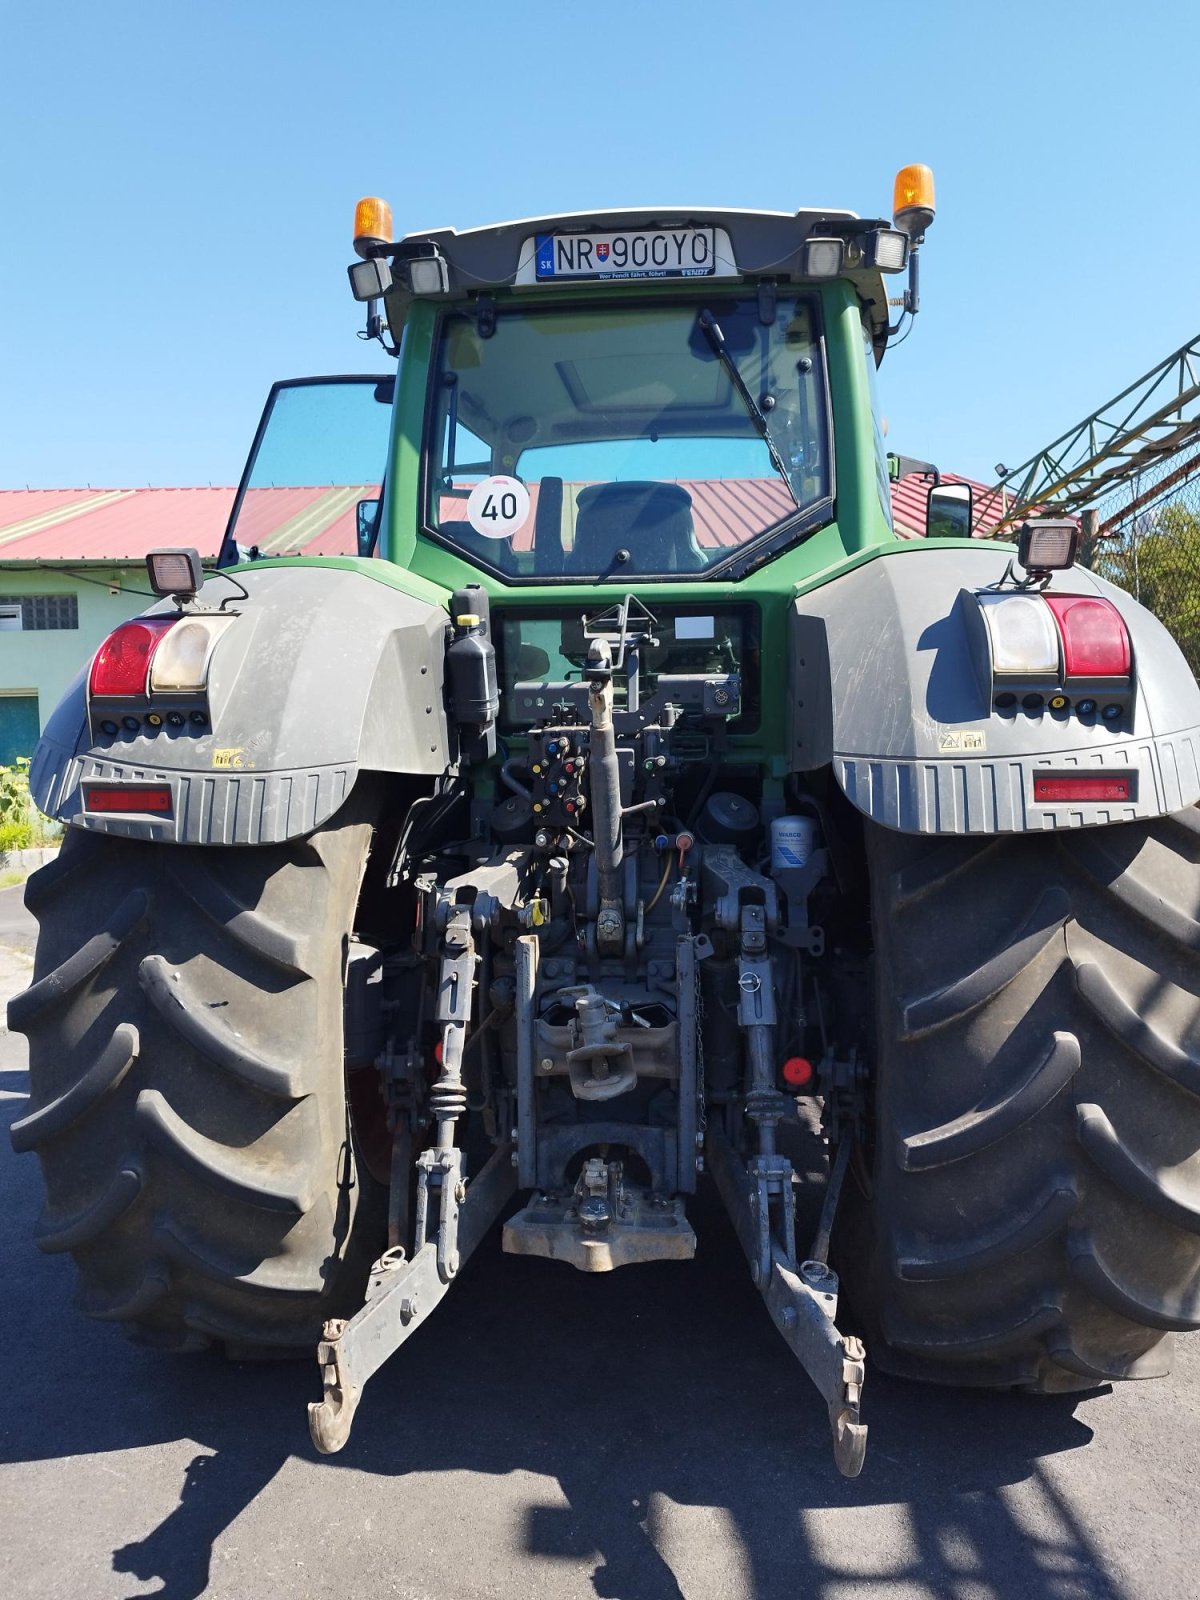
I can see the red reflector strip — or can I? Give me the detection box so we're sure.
[84,785,173,814]
[1033,775,1131,804]
[1042,594,1132,679]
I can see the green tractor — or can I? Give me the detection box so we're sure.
[13,168,1200,1477]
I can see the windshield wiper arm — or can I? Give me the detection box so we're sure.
[697,309,800,509]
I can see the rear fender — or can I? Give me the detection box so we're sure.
[789,545,1200,833]
[31,564,451,845]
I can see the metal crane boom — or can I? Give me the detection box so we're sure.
[984,334,1200,534]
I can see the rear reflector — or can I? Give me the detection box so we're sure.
[84,785,172,814]
[1033,775,1132,803]
[1043,595,1132,680]
[781,1057,815,1088]
[89,617,178,697]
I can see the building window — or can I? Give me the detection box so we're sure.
[0,595,80,631]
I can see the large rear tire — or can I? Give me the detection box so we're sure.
[837,809,1200,1391]
[9,802,386,1352]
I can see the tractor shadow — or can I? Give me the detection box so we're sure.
[1,1079,1125,1600]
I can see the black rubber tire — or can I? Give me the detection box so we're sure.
[9,802,385,1353]
[836,808,1200,1392]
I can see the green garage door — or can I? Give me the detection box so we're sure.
[0,695,40,767]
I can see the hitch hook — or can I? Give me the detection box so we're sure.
[308,1320,358,1454]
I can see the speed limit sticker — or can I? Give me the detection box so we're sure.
[466,475,530,539]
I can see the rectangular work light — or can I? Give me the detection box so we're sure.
[146,548,203,599]
[862,228,910,272]
[348,257,394,302]
[408,255,451,296]
[801,238,845,278]
[1017,520,1080,574]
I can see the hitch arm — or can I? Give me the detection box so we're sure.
[766,1258,867,1478]
[307,1140,516,1454]
[707,1126,867,1477]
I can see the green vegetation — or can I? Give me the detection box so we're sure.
[0,758,61,853]
[1090,504,1200,678]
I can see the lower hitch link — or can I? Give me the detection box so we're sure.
[310,898,517,1454]
[707,1126,868,1478]
[308,1140,517,1453]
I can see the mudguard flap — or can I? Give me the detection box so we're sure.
[789,544,1200,834]
[31,564,451,845]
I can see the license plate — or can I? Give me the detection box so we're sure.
[533,227,719,281]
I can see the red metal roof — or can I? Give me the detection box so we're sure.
[0,488,236,561]
[0,473,1012,564]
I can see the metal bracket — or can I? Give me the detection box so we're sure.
[736,954,777,1028]
[412,1144,464,1282]
[702,847,780,934]
[503,1161,696,1272]
[307,1141,517,1454]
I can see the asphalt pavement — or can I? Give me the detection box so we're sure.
[1,880,1198,1600]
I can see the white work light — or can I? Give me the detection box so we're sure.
[349,258,393,302]
[863,228,909,272]
[146,548,204,599]
[801,239,844,278]
[1017,520,1080,574]
[408,255,451,295]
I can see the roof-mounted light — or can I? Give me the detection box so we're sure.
[861,227,910,272]
[407,253,450,295]
[893,164,936,239]
[348,257,394,301]
[353,196,393,259]
[801,238,844,278]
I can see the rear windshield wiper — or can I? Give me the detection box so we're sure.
[697,309,800,510]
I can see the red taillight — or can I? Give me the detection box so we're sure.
[84,784,173,814]
[1033,775,1132,803]
[1043,595,1131,680]
[89,618,178,697]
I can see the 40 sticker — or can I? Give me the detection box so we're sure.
[466,475,531,539]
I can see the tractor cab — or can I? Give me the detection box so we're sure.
[217,191,929,580]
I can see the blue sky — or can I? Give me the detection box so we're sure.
[1,0,1195,490]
